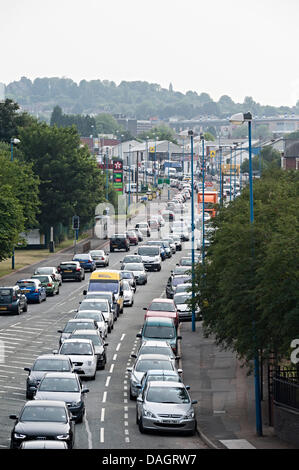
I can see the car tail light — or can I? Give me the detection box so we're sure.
[12,296,16,301]
[87,260,92,263]
[47,283,52,287]
[76,268,81,271]
[100,257,105,260]
[34,289,39,293]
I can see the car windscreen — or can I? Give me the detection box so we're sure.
[39,377,79,393]
[174,294,191,304]
[175,284,191,293]
[64,322,95,333]
[123,264,143,271]
[138,247,159,256]
[180,259,192,266]
[123,256,141,263]
[149,302,175,312]
[60,342,93,355]
[121,272,134,279]
[76,311,104,321]
[143,325,175,339]
[173,267,189,275]
[31,276,50,283]
[86,293,111,302]
[90,251,104,256]
[146,386,190,404]
[135,360,172,372]
[80,301,108,312]
[139,346,172,356]
[32,359,71,372]
[146,375,179,383]
[21,406,67,423]
[60,263,77,269]
[35,268,53,274]
[74,254,89,260]
[88,280,118,293]
[71,334,102,346]
[172,277,190,287]
[17,281,36,288]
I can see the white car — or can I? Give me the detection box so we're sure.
[55,339,97,380]
[123,280,134,307]
[123,263,147,285]
[79,298,114,333]
[75,310,108,338]
[89,250,109,267]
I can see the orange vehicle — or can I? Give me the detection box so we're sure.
[198,191,218,218]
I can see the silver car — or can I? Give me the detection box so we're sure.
[136,381,197,435]
[123,263,147,285]
[132,340,180,365]
[33,266,62,286]
[127,354,176,399]
[74,310,108,338]
[70,329,108,370]
[78,299,114,333]
[123,280,134,307]
[89,250,109,267]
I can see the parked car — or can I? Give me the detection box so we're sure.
[174,292,193,321]
[143,298,179,328]
[70,329,108,370]
[162,238,176,254]
[16,279,46,304]
[54,339,97,380]
[172,235,182,251]
[136,381,197,435]
[137,245,162,272]
[9,400,75,449]
[132,340,179,365]
[57,319,99,346]
[110,233,130,252]
[24,354,74,399]
[78,298,114,333]
[89,250,109,267]
[74,310,108,338]
[31,274,59,296]
[123,280,134,307]
[137,317,181,355]
[72,254,96,272]
[57,261,85,282]
[178,257,193,267]
[122,263,147,285]
[33,267,62,286]
[0,286,28,315]
[166,274,191,298]
[34,372,89,423]
[174,283,192,295]
[127,354,177,399]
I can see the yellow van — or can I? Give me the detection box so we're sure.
[85,270,124,315]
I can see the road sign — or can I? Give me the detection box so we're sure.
[149,146,155,153]
[210,150,216,158]
[72,215,80,230]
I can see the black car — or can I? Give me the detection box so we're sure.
[24,354,74,399]
[0,286,28,315]
[10,400,75,449]
[34,372,89,423]
[110,234,130,252]
[57,262,85,282]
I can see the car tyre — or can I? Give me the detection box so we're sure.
[56,288,60,295]
[136,410,140,425]
[90,371,96,381]
[139,417,146,433]
[23,303,28,313]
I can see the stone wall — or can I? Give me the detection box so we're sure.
[274,404,299,448]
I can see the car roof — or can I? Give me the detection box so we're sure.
[150,298,174,303]
[67,318,96,323]
[144,316,174,324]
[76,310,103,315]
[141,340,171,348]
[81,298,108,302]
[71,329,99,336]
[17,279,39,283]
[61,338,93,344]
[24,400,67,407]
[42,372,77,379]
[148,381,184,388]
[145,369,178,376]
[34,354,71,360]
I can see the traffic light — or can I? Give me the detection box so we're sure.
[72,215,80,230]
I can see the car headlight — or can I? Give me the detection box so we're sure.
[87,361,93,366]
[14,433,26,439]
[143,409,156,418]
[131,375,139,385]
[185,410,195,419]
[57,434,69,440]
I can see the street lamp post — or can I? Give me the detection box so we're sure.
[154,136,158,187]
[188,130,196,332]
[219,146,223,206]
[230,146,233,202]
[230,112,262,437]
[233,142,238,199]
[240,143,243,191]
[145,137,149,187]
[201,134,205,265]
[128,144,132,207]
[105,147,109,201]
[168,140,170,200]
[10,138,20,269]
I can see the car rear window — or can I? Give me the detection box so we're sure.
[17,281,36,288]
[60,263,77,269]
[0,289,12,301]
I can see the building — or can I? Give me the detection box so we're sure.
[282,139,299,170]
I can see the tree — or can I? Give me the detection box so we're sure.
[19,122,106,236]
[0,99,35,142]
[0,185,25,261]
[241,146,281,173]
[95,113,120,135]
[192,169,299,364]
[138,124,177,144]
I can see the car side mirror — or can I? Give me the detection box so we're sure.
[70,415,76,421]
[136,333,142,338]
[177,368,183,374]
[177,335,182,340]
[57,330,63,333]
[142,308,147,311]
[82,388,89,394]
[104,343,109,347]
[83,290,87,296]
[175,356,180,360]
[24,367,31,372]
[136,396,143,403]
[131,354,137,359]
[127,367,133,373]
[9,415,18,420]
[192,400,198,405]
[185,385,190,390]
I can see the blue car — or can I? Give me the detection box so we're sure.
[16,279,46,304]
[146,241,166,261]
[72,254,96,272]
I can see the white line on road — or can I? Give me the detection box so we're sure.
[113,354,117,361]
[100,428,104,443]
[116,343,121,351]
[83,413,93,449]
[109,364,114,373]
[124,413,128,419]
[124,421,128,427]
[100,408,105,422]
[105,377,111,387]
[102,391,107,403]
[120,334,126,341]
[125,437,130,443]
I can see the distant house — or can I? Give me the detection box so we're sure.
[282,139,299,170]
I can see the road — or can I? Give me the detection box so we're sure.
[0,194,207,450]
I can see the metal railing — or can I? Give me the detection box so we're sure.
[273,367,299,411]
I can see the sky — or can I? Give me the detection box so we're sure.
[1,0,298,107]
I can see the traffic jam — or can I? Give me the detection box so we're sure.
[0,177,212,449]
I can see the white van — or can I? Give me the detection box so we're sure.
[125,183,141,193]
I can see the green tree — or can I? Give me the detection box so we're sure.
[139,124,177,144]
[192,169,299,364]
[0,99,35,142]
[19,122,106,236]
[95,113,120,134]
[0,185,25,261]
[241,146,281,173]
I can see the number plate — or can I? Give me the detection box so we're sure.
[0,307,7,310]
[64,270,72,272]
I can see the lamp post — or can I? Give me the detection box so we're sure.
[229,112,262,437]
[239,143,243,191]
[233,142,238,199]
[219,146,223,206]
[10,138,20,269]
[105,147,109,201]
[201,134,205,265]
[229,146,233,202]
[145,137,149,187]
[188,130,196,332]
[154,135,158,187]
[168,140,170,200]
[128,143,132,207]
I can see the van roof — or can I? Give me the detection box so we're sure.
[90,270,121,281]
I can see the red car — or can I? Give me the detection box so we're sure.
[143,298,179,328]
[126,230,138,245]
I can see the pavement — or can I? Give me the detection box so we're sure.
[179,320,296,449]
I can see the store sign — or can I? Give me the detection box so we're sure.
[113,160,123,192]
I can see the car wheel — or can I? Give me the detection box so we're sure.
[90,371,96,381]
[23,303,28,313]
[56,288,60,295]
[108,325,111,334]
[37,296,41,304]
[139,417,146,433]
[136,410,140,425]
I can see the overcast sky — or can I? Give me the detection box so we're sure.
[1,0,298,107]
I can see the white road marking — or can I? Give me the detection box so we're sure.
[100,408,105,422]
[125,429,129,435]
[100,428,104,443]
[113,354,117,361]
[219,439,256,449]
[120,334,126,341]
[124,421,128,427]
[124,413,128,419]
[102,391,107,403]
[124,399,128,403]
[125,437,130,443]
[83,413,93,449]
[124,406,128,412]
[109,364,114,373]
[124,392,127,397]
[105,377,111,387]
[116,343,121,351]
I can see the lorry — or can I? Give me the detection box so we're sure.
[197,191,218,218]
